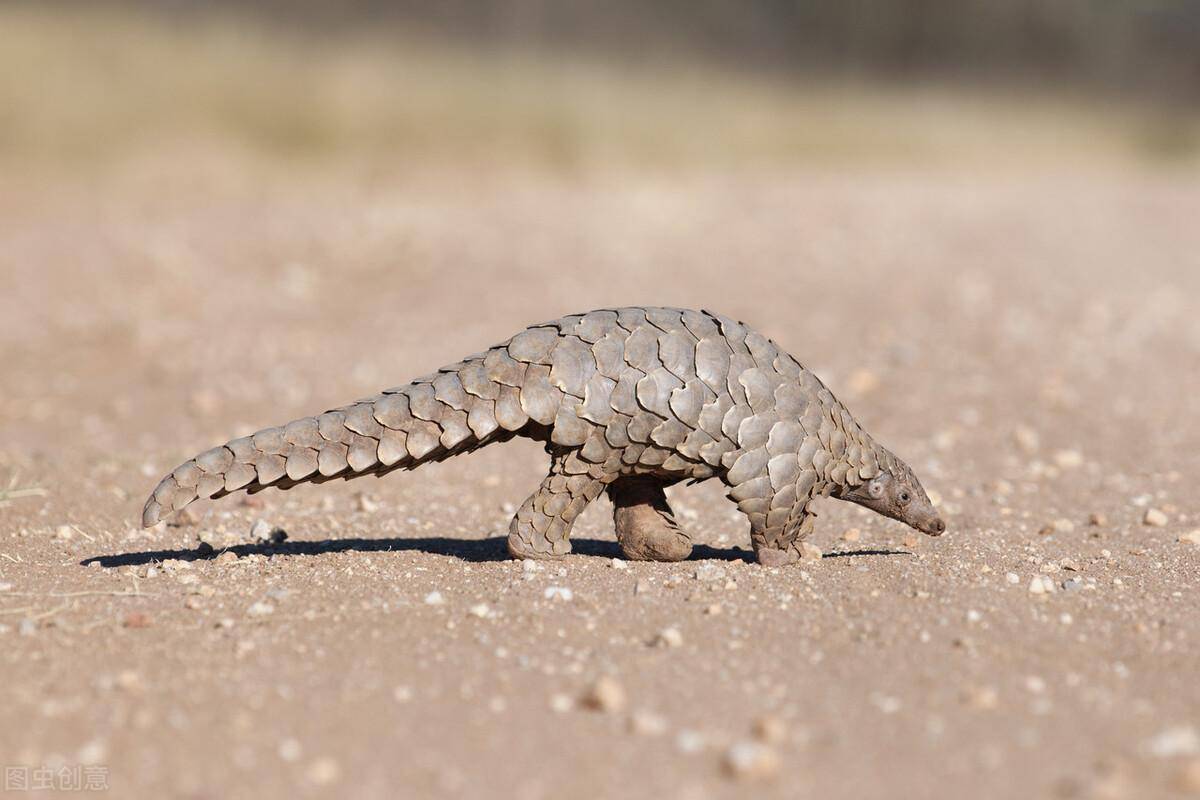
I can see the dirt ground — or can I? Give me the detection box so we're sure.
[2,153,1199,800]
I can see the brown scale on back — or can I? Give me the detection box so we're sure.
[143,307,944,564]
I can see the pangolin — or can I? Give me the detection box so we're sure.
[143,307,944,565]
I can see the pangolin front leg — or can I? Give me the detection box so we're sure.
[507,451,606,560]
[607,476,693,562]
[750,506,815,567]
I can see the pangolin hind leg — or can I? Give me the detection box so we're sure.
[607,476,693,562]
[507,452,606,560]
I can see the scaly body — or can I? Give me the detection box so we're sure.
[143,307,944,564]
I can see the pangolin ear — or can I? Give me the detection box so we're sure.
[868,477,886,499]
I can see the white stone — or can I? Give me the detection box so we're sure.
[1144,508,1169,527]
[723,741,780,780]
[1147,726,1200,759]
[653,627,684,648]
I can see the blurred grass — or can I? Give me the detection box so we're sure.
[1,4,1197,173]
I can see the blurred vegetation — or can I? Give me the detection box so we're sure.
[1,2,1197,171]
[124,0,1200,100]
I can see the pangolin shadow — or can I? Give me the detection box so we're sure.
[80,537,911,569]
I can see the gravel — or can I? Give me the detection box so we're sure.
[247,601,275,616]
[6,143,1200,800]
[694,563,727,582]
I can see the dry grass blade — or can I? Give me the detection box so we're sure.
[0,475,47,509]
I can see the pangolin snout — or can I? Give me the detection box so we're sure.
[924,517,946,536]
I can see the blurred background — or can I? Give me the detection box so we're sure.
[3,0,1200,172]
[3,3,1200,799]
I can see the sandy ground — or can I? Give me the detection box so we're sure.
[2,158,1199,800]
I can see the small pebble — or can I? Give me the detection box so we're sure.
[247,601,274,616]
[250,519,287,544]
[467,603,491,619]
[1054,449,1083,469]
[722,741,780,781]
[196,530,223,551]
[54,525,74,541]
[1178,530,1200,545]
[170,505,202,526]
[549,693,573,713]
[962,685,999,710]
[871,693,902,714]
[1005,572,1020,585]
[306,757,341,785]
[628,710,668,736]
[356,493,380,513]
[123,612,152,629]
[675,729,705,754]
[841,528,861,542]
[544,586,573,601]
[0,582,12,592]
[610,559,628,570]
[1147,726,1200,758]
[653,627,684,648]
[1013,426,1040,453]
[580,676,626,713]
[1028,575,1056,595]
[694,563,727,582]
[847,368,879,396]
[77,740,107,764]
[278,739,302,762]
[1144,508,1169,527]
[393,686,413,703]
[1089,513,1108,526]
[753,715,788,745]
[424,591,446,606]
[798,542,822,561]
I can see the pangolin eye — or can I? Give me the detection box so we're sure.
[899,491,911,504]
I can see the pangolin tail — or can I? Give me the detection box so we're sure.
[141,352,530,527]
